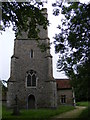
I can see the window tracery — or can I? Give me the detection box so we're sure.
[26,70,37,87]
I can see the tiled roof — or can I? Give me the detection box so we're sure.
[56,79,72,89]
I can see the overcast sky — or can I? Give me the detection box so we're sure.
[0,0,89,81]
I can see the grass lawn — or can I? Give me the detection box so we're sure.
[76,101,89,107]
[2,105,75,120]
[76,101,89,119]
[79,107,89,118]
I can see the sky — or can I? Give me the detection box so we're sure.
[0,0,89,81]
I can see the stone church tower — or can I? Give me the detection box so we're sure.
[7,9,57,109]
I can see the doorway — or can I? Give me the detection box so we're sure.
[28,95,35,109]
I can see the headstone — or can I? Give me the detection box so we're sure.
[12,95,20,115]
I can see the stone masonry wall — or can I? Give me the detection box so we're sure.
[7,39,57,109]
[57,89,73,106]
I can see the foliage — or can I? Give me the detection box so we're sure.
[1,1,90,101]
[2,84,7,95]
[0,81,7,99]
[76,101,89,107]
[77,101,89,118]
[2,105,74,120]
[53,2,90,101]
[0,0,48,39]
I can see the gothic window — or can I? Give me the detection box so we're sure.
[27,70,37,87]
[61,95,66,104]
[27,74,31,86]
[30,49,34,58]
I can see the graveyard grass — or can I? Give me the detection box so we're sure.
[77,101,89,118]
[76,101,89,107]
[2,105,75,120]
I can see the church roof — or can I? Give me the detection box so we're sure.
[56,79,72,89]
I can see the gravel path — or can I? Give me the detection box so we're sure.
[53,106,86,118]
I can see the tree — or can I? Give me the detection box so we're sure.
[0,0,48,38]
[1,1,89,101]
[53,2,90,101]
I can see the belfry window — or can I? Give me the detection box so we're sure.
[30,49,34,58]
[27,70,37,87]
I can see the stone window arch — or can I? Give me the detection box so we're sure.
[26,70,37,87]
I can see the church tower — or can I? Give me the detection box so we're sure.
[7,9,57,109]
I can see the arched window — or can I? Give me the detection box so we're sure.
[26,70,37,87]
[30,49,34,58]
[27,74,31,86]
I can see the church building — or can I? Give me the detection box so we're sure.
[7,9,74,109]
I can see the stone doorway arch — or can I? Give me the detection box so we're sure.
[28,95,35,109]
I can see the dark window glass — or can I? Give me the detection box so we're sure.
[27,70,37,87]
[27,74,31,86]
[61,95,66,103]
[30,49,33,58]
[30,70,34,75]
[32,74,36,86]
